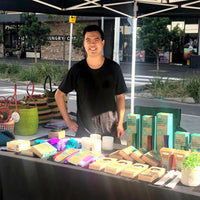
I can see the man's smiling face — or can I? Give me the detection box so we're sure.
[83,31,105,57]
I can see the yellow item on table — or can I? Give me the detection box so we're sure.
[7,140,30,152]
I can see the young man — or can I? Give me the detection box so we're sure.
[55,25,127,140]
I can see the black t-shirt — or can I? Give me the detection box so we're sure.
[59,58,127,135]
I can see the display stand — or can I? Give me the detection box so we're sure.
[0,149,200,200]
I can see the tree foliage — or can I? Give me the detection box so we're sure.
[138,17,183,71]
[138,17,170,71]
[19,13,50,63]
[170,24,185,58]
[72,23,86,55]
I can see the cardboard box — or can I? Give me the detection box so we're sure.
[174,131,190,150]
[7,140,31,152]
[109,150,123,160]
[142,150,161,167]
[48,129,65,139]
[53,148,80,163]
[121,163,149,178]
[127,114,141,148]
[31,142,57,158]
[66,150,91,166]
[142,115,154,150]
[138,167,166,182]
[191,133,200,151]
[104,160,133,175]
[130,148,148,164]
[89,157,117,171]
[119,146,137,161]
[155,113,173,152]
[160,147,175,170]
[174,149,190,170]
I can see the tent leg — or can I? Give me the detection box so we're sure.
[131,4,138,114]
[113,17,120,64]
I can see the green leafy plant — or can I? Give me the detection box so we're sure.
[19,13,51,63]
[186,75,200,103]
[72,23,86,55]
[137,17,184,71]
[18,62,66,83]
[182,152,200,171]
[0,61,66,84]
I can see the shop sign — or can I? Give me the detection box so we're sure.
[48,35,77,41]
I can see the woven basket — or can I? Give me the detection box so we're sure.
[25,96,53,124]
[14,106,38,136]
[0,119,15,134]
[44,75,67,118]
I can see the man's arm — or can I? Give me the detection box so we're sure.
[55,89,78,133]
[116,93,126,138]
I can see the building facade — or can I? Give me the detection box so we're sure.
[0,12,200,65]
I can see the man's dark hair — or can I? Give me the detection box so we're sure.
[83,25,104,40]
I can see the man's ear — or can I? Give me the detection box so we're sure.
[102,40,105,47]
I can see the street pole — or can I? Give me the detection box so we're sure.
[198,18,200,55]
[68,22,73,70]
[131,2,138,114]
[113,17,120,64]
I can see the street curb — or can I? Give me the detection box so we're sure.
[135,93,197,104]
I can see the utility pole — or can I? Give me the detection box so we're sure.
[68,16,76,70]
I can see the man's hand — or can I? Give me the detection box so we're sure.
[117,124,125,138]
[55,89,78,133]
[66,119,78,133]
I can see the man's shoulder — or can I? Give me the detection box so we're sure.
[105,58,121,71]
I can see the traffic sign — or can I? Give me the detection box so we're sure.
[69,16,76,23]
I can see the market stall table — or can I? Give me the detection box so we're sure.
[0,147,200,200]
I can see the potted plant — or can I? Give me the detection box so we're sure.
[181,151,200,186]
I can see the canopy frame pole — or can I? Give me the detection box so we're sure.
[131,1,138,114]
[181,0,200,10]
[113,17,120,64]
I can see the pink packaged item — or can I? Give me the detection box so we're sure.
[78,155,94,168]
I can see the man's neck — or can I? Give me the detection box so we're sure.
[86,56,105,69]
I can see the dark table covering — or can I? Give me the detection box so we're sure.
[0,150,200,200]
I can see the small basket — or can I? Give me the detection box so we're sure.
[0,119,15,134]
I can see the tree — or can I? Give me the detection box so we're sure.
[138,17,171,71]
[72,23,86,57]
[170,24,185,63]
[19,13,50,63]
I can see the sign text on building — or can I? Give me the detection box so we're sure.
[48,35,77,41]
